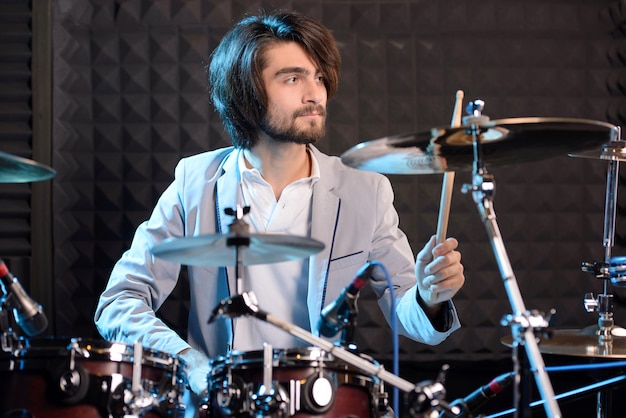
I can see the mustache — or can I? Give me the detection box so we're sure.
[293,105,326,118]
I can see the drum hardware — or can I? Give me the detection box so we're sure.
[0,337,186,417]
[209,292,460,417]
[457,99,562,418]
[151,203,325,295]
[496,131,626,416]
[116,341,164,417]
[205,346,381,417]
[0,304,21,355]
[375,378,394,418]
[249,343,292,416]
[568,129,626,418]
[66,338,187,417]
[209,366,246,415]
[577,135,626,346]
[341,93,621,417]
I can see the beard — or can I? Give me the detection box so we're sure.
[260,104,326,145]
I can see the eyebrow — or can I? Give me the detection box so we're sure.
[274,67,320,77]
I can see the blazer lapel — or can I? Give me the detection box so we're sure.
[307,150,341,334]
[215,149,242,297]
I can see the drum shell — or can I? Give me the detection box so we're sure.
[0,337,185,418]
[207,347,381,417]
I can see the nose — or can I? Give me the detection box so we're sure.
[302,78,326,105]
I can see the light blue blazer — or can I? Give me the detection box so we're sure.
[95,146,460,359]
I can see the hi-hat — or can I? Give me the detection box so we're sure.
[0,151,55,183]
[502,325,626,359]
[341,117,619,174]
[569,139,626,162]
[151,233,325,266]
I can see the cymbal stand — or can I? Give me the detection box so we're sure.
[580,130,624,418]
[460,100,562,418]
[224,204,251,295]
[208,291,460,417]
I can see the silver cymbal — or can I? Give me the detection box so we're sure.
[502,325,626,359]
[151,233,325,266]
[341,117,619,174]
[569,139,626,162]
[0,151,55,183]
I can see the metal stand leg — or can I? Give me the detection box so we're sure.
[515,345,533,418]
[461,100,561,418]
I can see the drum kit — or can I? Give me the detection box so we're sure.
[0,94,625,418]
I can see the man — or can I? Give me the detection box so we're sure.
[95,10,465,416]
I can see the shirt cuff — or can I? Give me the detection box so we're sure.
[416,290,454,332]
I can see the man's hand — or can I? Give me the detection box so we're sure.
[178,347,211,396]
[415,235,465,313]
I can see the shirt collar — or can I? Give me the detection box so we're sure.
[237,146,320,183]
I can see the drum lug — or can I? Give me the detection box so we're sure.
[375,387,394,417]
[251,383,290,417]
[213,374,247,415]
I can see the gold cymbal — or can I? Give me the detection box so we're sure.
[151,233,325,266]
[0,151,55,183]
[502,325,626,359]
[341,117,619,174]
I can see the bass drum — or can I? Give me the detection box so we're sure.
[206,347,385,417]
[0,337,186,418]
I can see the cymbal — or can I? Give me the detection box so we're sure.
[0,151,55,183]
[502,325,626,358]
[151,233,325,266]
[340,117,619,174]
[569,139,626,162]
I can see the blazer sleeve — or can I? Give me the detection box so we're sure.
[367,174,460,345]
[94,159,191,356]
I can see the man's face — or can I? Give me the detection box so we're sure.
[260,42,328,144]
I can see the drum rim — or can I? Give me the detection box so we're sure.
[70,338,176,368]
[7,337,177,369]
[211,346,378,370]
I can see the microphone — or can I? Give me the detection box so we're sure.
[0,259,48,336]
[443,372,514,417]
[317,262,375,338]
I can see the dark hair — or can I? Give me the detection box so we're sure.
[208,10,341,149]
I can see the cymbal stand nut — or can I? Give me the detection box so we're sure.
[597,294,614,314]
[583,293,599,313]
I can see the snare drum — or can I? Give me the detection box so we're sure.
[206,347,384,417]
[0,337,186,418]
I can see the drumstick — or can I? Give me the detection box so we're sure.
[436,90,464,244]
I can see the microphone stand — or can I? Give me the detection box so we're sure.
[209,292,460,417]
[0,292,26,354]
[0,297,18,353]
[334,293,358,347]
[460,100,561,418]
